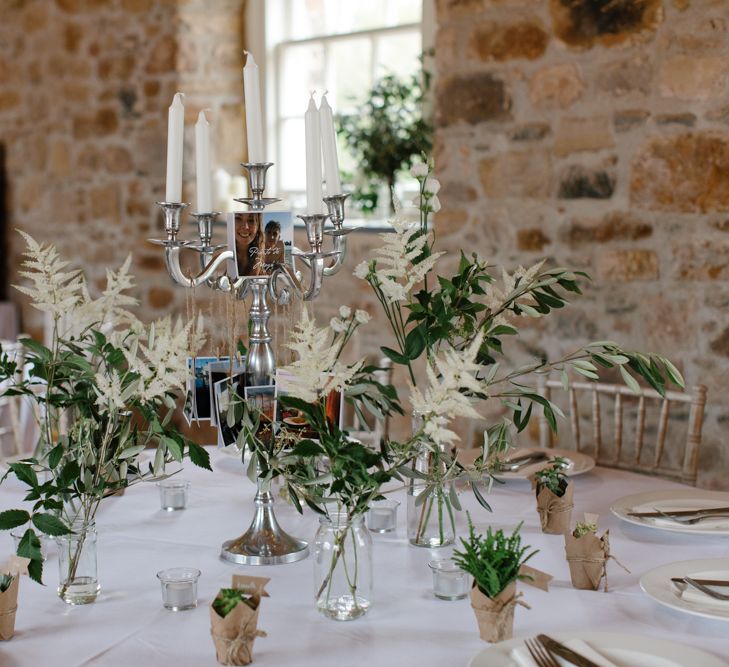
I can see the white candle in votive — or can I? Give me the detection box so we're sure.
[165,92,185,203]
[305,94,323,214]
[319,94,341,197]
[243,52,264,163]
[195,110,212,212]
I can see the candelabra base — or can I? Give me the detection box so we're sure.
[220,499,309,566]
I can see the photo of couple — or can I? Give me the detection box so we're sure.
[227,211,294,277]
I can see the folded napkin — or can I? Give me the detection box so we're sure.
[510,638,618,667]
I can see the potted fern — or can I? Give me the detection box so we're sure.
[453,515,537,643]
[533,458,573,534]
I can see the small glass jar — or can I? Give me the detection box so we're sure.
[366,499,400,533]
[56,519,100,605]
[428,559,470,600]
[157,567,201,611]
[158,480,190,511]
[313,513,372,621]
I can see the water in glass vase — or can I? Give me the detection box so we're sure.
[56,520,100,605]
[313,513,372,621]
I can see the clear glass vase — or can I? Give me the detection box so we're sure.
[407,415,456,548]
[56,520,100,605]
[313,513,372,621]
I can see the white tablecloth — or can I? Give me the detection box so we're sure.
[1,449,728,666]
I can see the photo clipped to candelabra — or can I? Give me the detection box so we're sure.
[208,358,245,428]
[184,356,218,425]
[226,211,294,278]
[274,370,345,438]
[244,385,277,444]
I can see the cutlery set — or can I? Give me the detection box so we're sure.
[627,506,729,523]
[671,577,729,601]
[523,635,601,667]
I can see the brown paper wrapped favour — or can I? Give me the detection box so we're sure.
[533,478,573,535]
[0,555,30,641]
[210,575,269,665]
[470,581,529,643]
[564,515,628,591]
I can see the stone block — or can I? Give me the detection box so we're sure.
[598,249,659,282]
[631,133,729,212]
[614,109,650,133]
[596,55,653,97]
[479,150,551,199]
[64,22,83,53]
[517,228,550,251]
[528,64,584,110]
[507,123,551,142]
[433,208,469,237]
[73,107,119,138]
[90,184,121,223]
[440,182,478,202]
[711,326,729,357]
[49,140,71,177]
[105,145,134,173]
[659,56,729,100]
[217,103,245,167]
[554,116,615,156]
[655,112,696,127]
[436,73,511,127]
[674,239,729,280]
[0,91,21,112]
[565,212,652,244]
[146,34,177,74]
[549,0,662,49]
[558,164,616,200]
[469,20,548,62]
[149,287,174,309]
[706,106,729,125]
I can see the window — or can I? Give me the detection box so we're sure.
[253,0,431,213]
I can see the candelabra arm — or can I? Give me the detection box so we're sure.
[268,264,302,306]
[302,255,326,301]
[322,234,347,277]
[164,246,234,288]
[322,194,350,277]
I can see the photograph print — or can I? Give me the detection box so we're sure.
[227,211,294,278]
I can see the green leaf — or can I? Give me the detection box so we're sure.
[292,440,323,457]
[661,357,685,388]
[380,346,410,366]
[620,365,641,394]
[188,443,212,471]
[8,462,38,489]
[48,444,65,470]
[31,513,71,536]
[118,445,146,460]
[0,509,30,530]
[162,436,183,462]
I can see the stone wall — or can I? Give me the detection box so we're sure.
[431,0,729,488]
[0,0,246,340]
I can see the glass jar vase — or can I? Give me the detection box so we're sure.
[313,513,372,621]
[56,519,100,605]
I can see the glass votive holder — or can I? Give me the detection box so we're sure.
[11,530,50,561]
[158,480,190,511]
[366,499,400,533]
[428,559,470,600]
[156,567,201,611]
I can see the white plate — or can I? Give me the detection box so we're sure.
[458,447,595,480]
[467,631,728,667]
[610,490,729,535]
[640,558,729,623]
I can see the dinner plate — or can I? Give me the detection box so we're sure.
[610,490,729,535]
[457,447,595,480]
[467,631,728,667]
[640,558,729,623]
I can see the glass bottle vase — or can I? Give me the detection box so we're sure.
[313,513,372,621]
[407,414,456,548]
[56,520,100,605]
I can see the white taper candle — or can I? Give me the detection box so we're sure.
[243,52,265,163]
[319,93,342,197]
[195,110,212,212]
[165,92,185,203]
[305,93,323,214]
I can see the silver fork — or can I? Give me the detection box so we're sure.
[684,576,729,601]
[525,637,560,667]
[654,509,729,525]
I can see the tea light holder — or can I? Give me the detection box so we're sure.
[157,567,201,611]
[366,499,400,533]
[158,480,190,511]
[428,559,470,600]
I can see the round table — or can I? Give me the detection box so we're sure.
[1,448,727,666]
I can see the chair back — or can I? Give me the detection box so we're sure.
[535,377,707,486]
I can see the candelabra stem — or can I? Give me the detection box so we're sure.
[244,276,276,387]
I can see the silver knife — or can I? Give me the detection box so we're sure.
[627,506,729,518]
[537,634,601,667]
[671,577,729,587]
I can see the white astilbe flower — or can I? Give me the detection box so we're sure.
[280,309,363,403]
[410,162,429,178]
[338,305,351,319]
[330,317,346,333]
[353,261,370,280]
[484,260,546,315]
[94,371,126,413]
[410,333,485,447]
[369,207,444,303]
[14,231,84,317]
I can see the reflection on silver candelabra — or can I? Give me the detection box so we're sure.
[149,162,354,565]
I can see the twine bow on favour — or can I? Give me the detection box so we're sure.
[211,627,267,665]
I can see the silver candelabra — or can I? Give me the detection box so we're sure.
[149,162,354,565]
